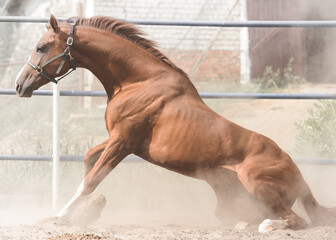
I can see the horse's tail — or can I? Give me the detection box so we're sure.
[299,181,336,226]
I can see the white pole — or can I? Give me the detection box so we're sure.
[240,0,251,83]
[52,83,60,210]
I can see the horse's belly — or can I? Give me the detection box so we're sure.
[137,100,248,175]
[143,121,227,175]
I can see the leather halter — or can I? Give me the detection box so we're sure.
[26,23,76,84]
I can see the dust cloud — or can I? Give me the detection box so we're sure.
[0,161,219,226]
[1,158,335,228]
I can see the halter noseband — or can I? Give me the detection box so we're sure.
[26,23,76,84]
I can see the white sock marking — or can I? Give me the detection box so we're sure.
[57,181,84,217]
[258,219,289,233]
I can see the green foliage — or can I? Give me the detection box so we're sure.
[254,58,305,90]
[295,100,336,158]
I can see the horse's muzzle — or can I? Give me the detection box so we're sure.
[16,82,33,97]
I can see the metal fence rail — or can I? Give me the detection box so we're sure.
[0,154,143,162]
[0,154,335,165]
[2,16,336,27]
[1,89,336,99]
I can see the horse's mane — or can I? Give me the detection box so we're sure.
[71,16,189,79]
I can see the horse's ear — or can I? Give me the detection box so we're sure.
[49,14,59,32]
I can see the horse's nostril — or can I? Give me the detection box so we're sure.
[16,83,21,93]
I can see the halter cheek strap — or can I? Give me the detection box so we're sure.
[26,23,76,84]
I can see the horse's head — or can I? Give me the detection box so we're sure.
[16,14,75,97]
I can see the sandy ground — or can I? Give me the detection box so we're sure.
[0,162,335,240]
[0,223,336,240]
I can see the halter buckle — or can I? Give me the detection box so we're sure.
[36,66,43,73]
[67,37,73,46]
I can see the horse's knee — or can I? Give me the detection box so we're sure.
[84,152,99,176]
[83,140,109,175]
[84,145,106,175]
[84,149,98,165]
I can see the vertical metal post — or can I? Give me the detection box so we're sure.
[52,83,60,210]
[240,0,251,83]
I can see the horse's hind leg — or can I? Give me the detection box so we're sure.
[206,168,243,224]
[206,168,271,225]
[232,159,308,231]
[252,183,307,231]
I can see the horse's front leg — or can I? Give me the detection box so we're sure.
[83,139,109,176]
[55,139,108,220]
[57,137,129,219]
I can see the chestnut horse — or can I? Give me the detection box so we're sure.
[16,15,335,230]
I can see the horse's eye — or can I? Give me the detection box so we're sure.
[36,45,45,53]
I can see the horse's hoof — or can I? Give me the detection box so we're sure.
[258,219,288,233]
[234,221,249,230]
[68,193,106,226]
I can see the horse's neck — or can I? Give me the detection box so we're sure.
[72,27,171,99]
